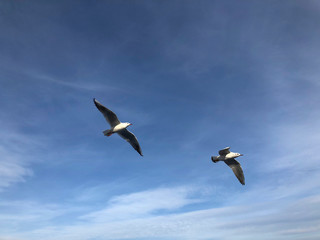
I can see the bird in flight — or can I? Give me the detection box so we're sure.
[211,147,245,185]
[93,98,143,156]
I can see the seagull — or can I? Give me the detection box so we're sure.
[93,98,143,156]
[211,147,245,185]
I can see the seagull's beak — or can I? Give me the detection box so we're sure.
[129,123,133,126]
[239,154,243,156]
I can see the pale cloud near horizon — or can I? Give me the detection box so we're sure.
[3,185,319,240]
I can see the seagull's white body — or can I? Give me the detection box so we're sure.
[111,122,132,133]
[217,152,242,161]
[93,98,143,156]
[211,147,245,185]
[102,122,132,137]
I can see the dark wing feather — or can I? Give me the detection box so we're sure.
[93,98,120,127]
[219,147,230,156]
[224,158,245,185]
[117,129,143,156]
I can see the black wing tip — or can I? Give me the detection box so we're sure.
[93,98,103,109]
[238,173,245,185]
[94,98,103,104]
[132,147,143,156]
[93,98,99,104]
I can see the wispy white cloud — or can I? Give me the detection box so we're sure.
[0,156,32,189]
[0,133,37,191]
[5,191,320,240]
[0,201,63,223]
[0,185,206,239]
[80,186,204,222]
[0,117,48,190]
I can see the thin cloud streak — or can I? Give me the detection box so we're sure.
[29,73,121,93]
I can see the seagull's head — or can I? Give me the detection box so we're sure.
[235,153,243,158]
[125,122,133,127]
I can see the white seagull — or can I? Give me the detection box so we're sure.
[211,147,245,185]
[93,98,143,156]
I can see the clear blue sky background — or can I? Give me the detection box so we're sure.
[1,1,320,239]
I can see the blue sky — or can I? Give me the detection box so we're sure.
[1,0,320,239]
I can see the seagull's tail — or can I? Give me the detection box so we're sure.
[211,156,219,163]
[103,129,114,137]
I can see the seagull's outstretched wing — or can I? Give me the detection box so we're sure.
[117,129,143,156]
[93,98,120,127]
[224,158,245,185]
[219,147,230,156]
